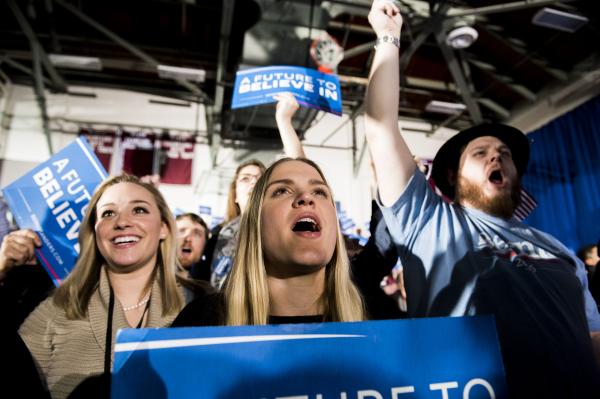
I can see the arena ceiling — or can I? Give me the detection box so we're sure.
[1,0,599,149]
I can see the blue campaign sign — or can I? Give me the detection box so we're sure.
[231,65,343,115]
[113,316,507,399]
[2,137,107,286]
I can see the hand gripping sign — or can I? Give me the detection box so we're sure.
[2,137,107,286]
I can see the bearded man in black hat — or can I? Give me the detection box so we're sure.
[364,1,600,397]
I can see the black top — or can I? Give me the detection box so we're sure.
[0,329,51,399]
[172,293,324,327]
[172,292,225,326]
[350,202,404,320]
[268,315,323,324]
[0,263,54,331]
[190,224,223,282]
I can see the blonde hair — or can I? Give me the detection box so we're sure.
[224,159,266,223]
[225,158,365,325]
[53,174,184,319]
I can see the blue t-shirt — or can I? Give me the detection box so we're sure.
[380,170,600,397]
[381,170,600,328]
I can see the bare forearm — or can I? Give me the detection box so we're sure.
[365,43,414,167]
[366,44,401,128]
[274,92,306,159]
[364,8,416,206]
[276,116,306,158]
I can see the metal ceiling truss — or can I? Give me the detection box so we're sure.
[334,0,585,127]
[434,27,483,123]
[395,1,485,123]
[209,0,235,167]
[0,56,53,87]
[6,0,219,153]
[7,0,67,93]
[53,0,212,104]
[1,0,594,156]
[468,26,570,113]
[32,41,54,154]
[6,0,65,154]
[44,0,62,54]
[319,102,364,146]
[447,0,580,18]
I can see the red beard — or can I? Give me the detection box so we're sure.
[455,176,521,219]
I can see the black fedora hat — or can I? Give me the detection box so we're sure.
[430,123,530,199]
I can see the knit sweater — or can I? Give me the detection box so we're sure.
[19,269,181,399]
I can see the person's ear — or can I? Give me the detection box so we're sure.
[159,223,168,240]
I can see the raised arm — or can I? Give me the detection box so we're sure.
[364,0,416,207]
[274,92,306,158]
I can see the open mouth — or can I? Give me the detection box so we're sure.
[292,217,321,233]
[112,236,140,245]
[181,247,192,254]
[488,170,504,185]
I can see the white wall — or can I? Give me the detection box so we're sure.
[0,84,455,232]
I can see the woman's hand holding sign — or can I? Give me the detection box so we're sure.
[274,92,300,122]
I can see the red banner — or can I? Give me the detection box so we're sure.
[79,129,195,185]
[121,131,156,178]
[160,138,194,184]
[78,129,115,172]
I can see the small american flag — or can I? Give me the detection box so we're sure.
[513,188,538,221]
[427,177,538,220]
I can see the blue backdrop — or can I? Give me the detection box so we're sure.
[522,95,600,253]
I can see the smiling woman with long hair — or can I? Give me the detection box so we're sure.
[17,175,199,399]
[173,158,365,327]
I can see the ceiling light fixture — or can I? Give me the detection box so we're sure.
[157,65,206,83]
[532,7,588,33]
[425,100,467,115]
[49,54,102,71]
[446,26,479,49]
